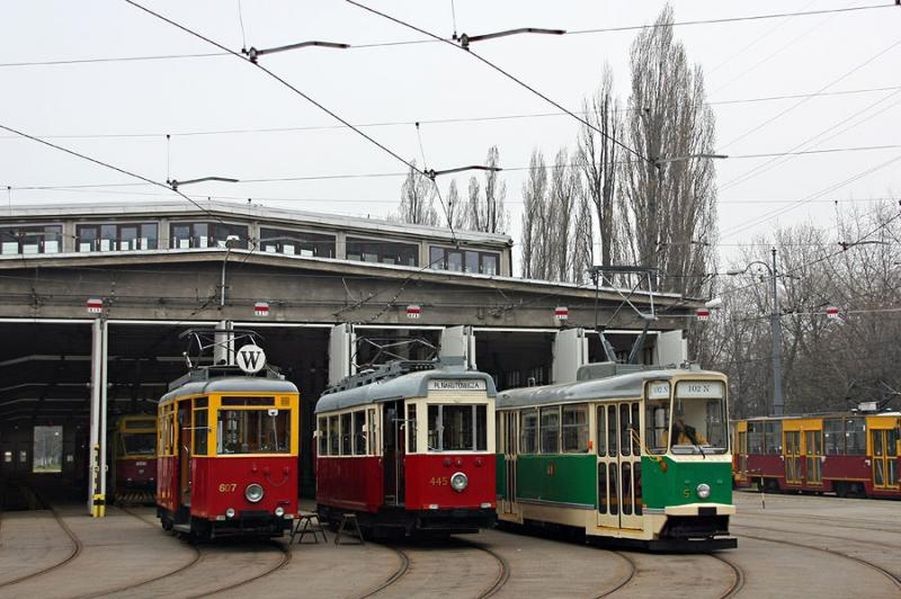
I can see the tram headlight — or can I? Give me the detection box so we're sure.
[696,483,711,499]
[225,507,236,519]
[245,483,265,503]
[274,506,285,517]
[450,471,469,492]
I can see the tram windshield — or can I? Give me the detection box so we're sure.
[217,409,291,454]
[122,433,156,456]
[670,381,728,455]
[426,404,488,452]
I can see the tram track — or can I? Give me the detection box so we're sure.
[737,510,901,535]
[188,538,292,598]
[735,528,901,591]
[357,545,410,599]
[460,540,510,599]
[0,504,83,590]
[710,552,745,599]
[593,551,637,598]
[734,521,901,551]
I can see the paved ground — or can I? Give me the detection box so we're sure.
[0,491,898,598]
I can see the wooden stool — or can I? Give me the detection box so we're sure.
[290,513,328,544]
[334,513,364,545]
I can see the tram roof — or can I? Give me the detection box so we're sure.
[160,376,298,403]
[315,367,497,414]
[496,366,725,409]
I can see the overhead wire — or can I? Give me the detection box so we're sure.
[345,0,651,165]
[2,3,894,67]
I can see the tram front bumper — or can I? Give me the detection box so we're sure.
[663,503,736,516]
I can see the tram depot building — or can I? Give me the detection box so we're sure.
[0,201,700,503]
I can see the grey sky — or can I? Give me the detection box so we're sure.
[1,1,898,269]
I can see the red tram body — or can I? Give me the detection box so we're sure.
[156,365,300,539]
[315,361,497,537]
[733,412,900,499]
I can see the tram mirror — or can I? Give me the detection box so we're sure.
[268,409,279,417]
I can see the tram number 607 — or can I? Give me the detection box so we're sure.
[218,483,237,493]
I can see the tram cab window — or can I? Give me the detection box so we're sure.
[426,404,487,451]
[122,432,156,456]
[644,400,669,454]
[217,409,290,454]
[670,381,728,455]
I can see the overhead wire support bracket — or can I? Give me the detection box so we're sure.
[424,165,502,180]
[242,40,351,63]
[167,176,239,191]
[453,27,566,50]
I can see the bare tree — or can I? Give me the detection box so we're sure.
[465,146,508,233]
[578,65,622,268]
[520,149,547,279]
[618,4,718,298]
[444,179,467,230]
[396,160,438,226]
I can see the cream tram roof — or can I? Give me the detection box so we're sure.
[497,364,725,410]
[315,366,497,414]
[160,376,298,404]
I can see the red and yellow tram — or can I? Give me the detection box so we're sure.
[733,412,900,498]
[315,360,497,537]
[156,364,300,539]
[113,414,157,504]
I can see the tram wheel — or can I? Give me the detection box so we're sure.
[161,514,174,531]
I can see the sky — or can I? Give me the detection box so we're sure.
[1,0,899,271]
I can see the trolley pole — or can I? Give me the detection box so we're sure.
[770,248,784,418]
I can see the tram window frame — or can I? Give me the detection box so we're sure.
[353,411,367,456]
[425,404,485,452]
[407,404,417,453]
[562,405,589,453]
[764,421,782,455]
[607,405,618,458]
[341,412,353,456]
[747,422,764,454]
[620,404,632,457]
[217,408,291,455]
[824,419,844,455]
[644,400,668,454]
[328,415,339,456]
[540,406,560,454]
[194,407,209,456]
[845,418,866,455]
[596,406,607,457]
[521,409,539,454]
[318,416,328,456]
[367,408,378,455]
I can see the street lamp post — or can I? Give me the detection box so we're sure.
[728,248,784,417]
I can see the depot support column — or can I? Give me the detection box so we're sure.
[88,317,108,517]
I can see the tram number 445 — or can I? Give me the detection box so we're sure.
[218,483,237,493]
[429,476,449,487]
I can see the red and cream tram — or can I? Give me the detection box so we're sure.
[315,360,497,537]
[156,355,300,539]
[734,412,900,499]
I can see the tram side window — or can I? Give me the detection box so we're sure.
[328,416,339,456]
[845,418,866,455]
[620,404,632,457]
[596,406,606,456]
[407,404,417,453]
[540,407,560,454]
[318,417,328,456]
[747,422,763,454]
[353,411,367,456]
[194,409,208,455]
[824,419,843,455]
[764,421,782,455]
[562,405,589,453]
[341,413,353,456]
[521,410,538,454]
[367,408,378,455]
[645,400,668,454]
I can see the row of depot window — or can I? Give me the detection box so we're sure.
[0,223,501,274]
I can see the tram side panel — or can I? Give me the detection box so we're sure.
[316,455,383,513]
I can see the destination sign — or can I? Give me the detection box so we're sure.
[676,381,724,399]
[427,379,487,391]
[647,382,671,399]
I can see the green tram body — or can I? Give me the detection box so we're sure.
[495,363,737,551]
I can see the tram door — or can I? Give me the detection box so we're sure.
[804,428,823,486]
[783,430,802,485]
[871,426,899,489]
[178,402,192,507]
[596,402,642,530]
[500,411,519,517]
[383,401,404,506]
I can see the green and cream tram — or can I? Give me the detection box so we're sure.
[495,363,736,550]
